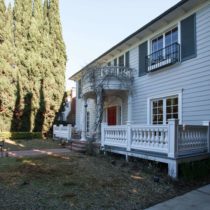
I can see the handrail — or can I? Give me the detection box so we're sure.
[146,43,180,72]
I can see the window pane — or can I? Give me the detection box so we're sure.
[152,41,156,52]
[158,107,163,114]
[158,100,163,106]
[173,97,178,105]
[153,101,158,108]
[167,106,172,113]
[153,115,157,122]
[173,113,178,119]
[166,99,171,106]
[172,28,178,43]
[167,113,172,120]
[158,36,163,49]
[152,35,163,52]
[165,31,171,47]
[153,108,157,114]
[158,115,163,121]
[173,105,178,113]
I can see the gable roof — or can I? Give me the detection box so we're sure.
[69,0,206,80]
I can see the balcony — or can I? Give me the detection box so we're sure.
[146,43,180,72]
[81,66,134,95]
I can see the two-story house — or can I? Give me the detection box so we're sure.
[70,0,210,178]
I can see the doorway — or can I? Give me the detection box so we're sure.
[107,106,117,125]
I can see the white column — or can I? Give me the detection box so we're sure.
[168,119,179,158]
[168,160,178,179]
[101,122,107,147]
[80,98,87,141]
[127,93,132,125]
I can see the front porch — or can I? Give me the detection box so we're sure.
[79,65,134,141]
[101,120,210,178]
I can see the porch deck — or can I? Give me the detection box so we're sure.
[101,119,210,178]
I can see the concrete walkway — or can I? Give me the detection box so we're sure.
[145,184,210,210]
[3,148,71,158]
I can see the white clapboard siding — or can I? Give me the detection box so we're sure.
[130,4,210,125]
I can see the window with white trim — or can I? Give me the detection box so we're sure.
[152,95,179,125]
[151,27,178,54]
[149,27,179,70]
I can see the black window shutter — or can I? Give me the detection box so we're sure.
[181,13,196,61]
[78,79,81,98]
[125,51,130,67]
[114,58,117,66]
[118,55,124,66]
[139,41,148,76]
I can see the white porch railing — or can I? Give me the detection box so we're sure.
[177,125,208,155]
[101,120,210,158]
[131,125,168,153]
[53,124,72,141]
[102,125,128,148]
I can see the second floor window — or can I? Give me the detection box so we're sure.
[150,27,179,67]
[151,27,178,54]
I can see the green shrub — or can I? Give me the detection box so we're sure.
[0,132,42,140]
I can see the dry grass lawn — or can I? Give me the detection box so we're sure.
[3,139,62,151]
[0,152,209,210]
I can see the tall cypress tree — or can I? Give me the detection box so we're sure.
[13,0,33,131]
[40,0,53,134]
[0,0,66,134]
[28,0,43,131]
[0,1,17,131]
[41,0,66,135]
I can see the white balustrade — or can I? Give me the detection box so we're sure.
[177,125,208,154]
[130,125,168,153]
[53,124,72,141]
[102,125,127,148]
[101,124,168,154]
[101,120,209,157]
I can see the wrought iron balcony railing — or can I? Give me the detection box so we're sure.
[81,66,134,94]
[82,66,133,84]
[146,43,180,72]
[101,66,133,79]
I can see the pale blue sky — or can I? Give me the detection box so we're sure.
[5,0,180,89]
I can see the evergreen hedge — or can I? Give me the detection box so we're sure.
[0,132,42,139]
[0,0,66,136]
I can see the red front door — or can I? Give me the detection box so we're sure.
[107,106,117,125]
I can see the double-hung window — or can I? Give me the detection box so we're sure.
[152,95,179,125]
[149,27,179,70]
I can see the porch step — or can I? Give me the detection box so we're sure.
[67,140,88,153]
[71,133,81,140]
